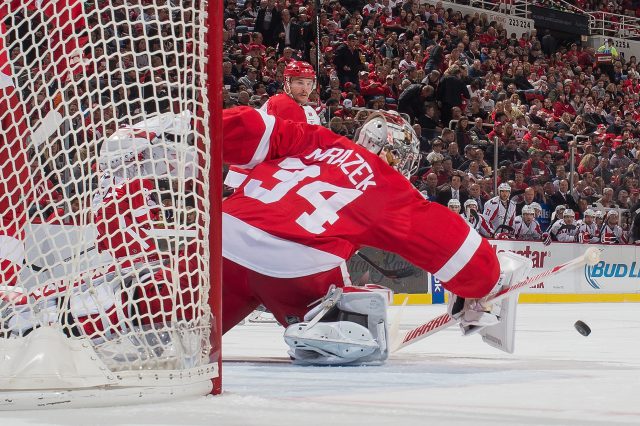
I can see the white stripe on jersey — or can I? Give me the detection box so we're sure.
[239,108,275,169]
[434,227,482,282]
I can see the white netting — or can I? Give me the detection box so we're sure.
[0,0,217,406]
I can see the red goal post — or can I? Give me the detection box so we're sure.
[0,0,222,407]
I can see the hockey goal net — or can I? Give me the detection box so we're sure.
[0,0,222,408]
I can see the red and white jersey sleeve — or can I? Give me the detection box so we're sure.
[221,107,500,298]
[226,97,321,190]
[513,216,542,241]
[483,196,517,231]
[93,178,160,264]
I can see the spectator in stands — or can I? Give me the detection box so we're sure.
[275,8,303,52]
[436,173,468,207]
[254,0,281,47]
[334,34,364,86]
[436,66,470,128]
[398,83,430,120]
[610,146,633,171]
[596,187,617,208]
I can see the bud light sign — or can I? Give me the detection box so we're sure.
[585,261,640,289]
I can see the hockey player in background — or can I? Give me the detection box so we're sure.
[461,199,494,238]
[225,60,321,190]
[447,198,461,214]
[221,106,529,366]
[575,209,598,243]
[599,210,628,244]
[261,60,321,125]
[484,183,517,234]
[547,209,578,243]
[513,205,543,241]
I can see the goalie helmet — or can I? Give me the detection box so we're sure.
[354,111,420,178]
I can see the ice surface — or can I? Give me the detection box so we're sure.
[3,304,640,426]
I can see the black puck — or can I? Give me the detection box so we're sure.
[574,320,591,336]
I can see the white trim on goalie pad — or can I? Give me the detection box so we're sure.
[0,327,217,410]
[222,213,345,278]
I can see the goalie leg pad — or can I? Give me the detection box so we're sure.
[284,287,389,366]
[479,251,533,353]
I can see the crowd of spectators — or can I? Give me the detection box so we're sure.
[221,0,640,243]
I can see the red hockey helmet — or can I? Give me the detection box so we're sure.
[284,60,316,80]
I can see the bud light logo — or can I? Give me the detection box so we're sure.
[584,261,640,289]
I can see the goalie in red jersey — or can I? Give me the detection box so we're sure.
[220,107,529,365]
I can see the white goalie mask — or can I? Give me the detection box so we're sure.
[354,111,420,178]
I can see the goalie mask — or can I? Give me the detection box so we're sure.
[354,111,420,178]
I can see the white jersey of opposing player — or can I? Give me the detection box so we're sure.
[599,224,628,244]
[461,212,494,238]
[549,220,578,242]
[575,220,599,243]
[513,216,543,241]
[483,196,517,231]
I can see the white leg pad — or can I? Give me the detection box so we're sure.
[479,251,533,353]
[284,288,389,366]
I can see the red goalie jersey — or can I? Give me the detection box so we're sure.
[92,178,160,265]
[222,107,500,298]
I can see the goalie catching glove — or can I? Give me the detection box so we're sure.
[284,285,391,366]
